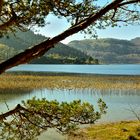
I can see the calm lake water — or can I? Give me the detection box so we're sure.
[3,64,140,121]
[0,88,140,122]
[2,64,140,139]
[8,64,140,75]
[0,88,140,140]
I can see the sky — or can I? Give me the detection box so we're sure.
[33,1,140,44]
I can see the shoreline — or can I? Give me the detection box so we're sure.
[6,71,140,77]
[68,120,140,140]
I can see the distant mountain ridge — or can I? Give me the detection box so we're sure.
[0,30,97,64]
[0,29,139,64]
[131,37,140,46]
[68,38,140,64]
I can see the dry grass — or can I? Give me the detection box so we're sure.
[68,121,140,140]
[0,73,140,91]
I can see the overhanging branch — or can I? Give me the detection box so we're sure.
[0,0,130,74]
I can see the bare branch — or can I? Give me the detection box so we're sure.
[111,18,130,22]
[0,104,23,120]
[118,0,140,7]
[111,8,118,20]
[126,105,140,121]
[120,7,138,13]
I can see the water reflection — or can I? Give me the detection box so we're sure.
[0,89,32,102]
[0,89,32,113]
[0,88,140,122]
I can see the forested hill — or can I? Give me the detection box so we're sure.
[68,38,140,64]
[0,30,98,64]
[1,30,139,64]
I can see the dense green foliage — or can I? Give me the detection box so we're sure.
[68,38,140,64]
[0,98,107,140]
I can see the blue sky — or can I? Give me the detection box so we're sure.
[34,1,140,44]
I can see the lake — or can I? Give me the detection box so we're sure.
[0,88,140,140]
[3,64,140,121]
[8,64,140,75]
[1,88,140,122]
[1,64,140,139]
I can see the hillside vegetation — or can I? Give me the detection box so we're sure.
[68,38,140,64]
[0,30,140,64]
[0,43,20,62]
[0,30,97,64]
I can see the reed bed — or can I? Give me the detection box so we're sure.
[0,72,140,91]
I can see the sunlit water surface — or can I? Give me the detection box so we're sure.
[0,88,140,140]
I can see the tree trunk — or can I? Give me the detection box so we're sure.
[0,0,124,74]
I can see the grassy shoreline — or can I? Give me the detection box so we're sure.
[6,70,140,77]
[0,71,140,91]
[69,121,140,140]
